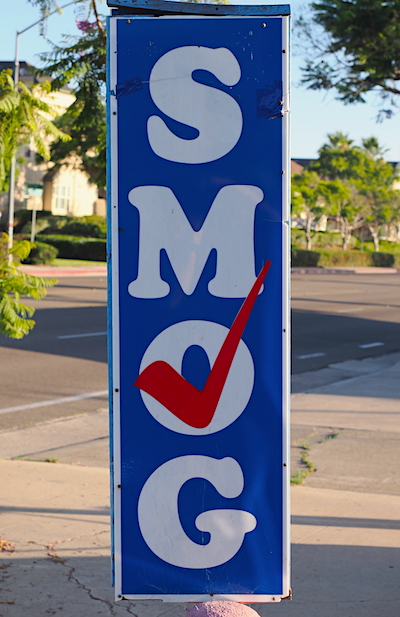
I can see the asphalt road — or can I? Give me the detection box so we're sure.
[0,276,108,430]
[292,271,400,373]
[0,270,399,430]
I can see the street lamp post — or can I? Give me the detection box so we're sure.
[7,1,75,263]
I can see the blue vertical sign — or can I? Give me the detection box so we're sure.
[109,9,290,603]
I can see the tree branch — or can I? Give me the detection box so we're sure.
[91,0,106,43]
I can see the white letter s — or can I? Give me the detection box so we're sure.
[147,46,243,164]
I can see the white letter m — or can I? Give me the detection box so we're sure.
[127,185,263,298]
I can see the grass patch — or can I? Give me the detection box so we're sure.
[13,456,59,463]
[300,444,316,472]
[290,469,311,485]
[291,430,339,484]
[290,442,316,485]
[51,258,106,267]
[320,430,339,443]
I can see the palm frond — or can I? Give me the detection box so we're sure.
[0,234,57,338]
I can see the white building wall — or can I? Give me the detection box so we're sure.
[50,165,97,217]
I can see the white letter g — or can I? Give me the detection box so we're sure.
[138,455,257,569]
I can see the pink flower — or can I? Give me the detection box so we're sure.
[76,19,97,33]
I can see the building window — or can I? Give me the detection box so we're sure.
[53,184,71,213]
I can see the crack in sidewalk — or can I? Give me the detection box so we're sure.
[45,537,141,616]
[46,529,109,548]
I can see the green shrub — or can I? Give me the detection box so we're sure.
[0,233,7,261]
[15,210,70,235]
[14,209,49,233]
[14,209,36,228]
[291,228,308,248]
[21,217,55,236]
[317,249,371,267]
[22,241,58,264]
[16,211,107,238]
[379,240,400,254]
[321,232,356,249]
[291,248,320,267]
[36,234,106,261]
[370,252,395,267]
[60,219,106,238]
[357,240,400,254]
[291,228,356,249]
[292,247,399,268]
[78,215,106,233]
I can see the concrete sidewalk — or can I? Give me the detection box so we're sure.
[1,352,399,616]
[1,460,398,617]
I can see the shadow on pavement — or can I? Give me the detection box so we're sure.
[0,306,107,363]
[1,305,400,371]
[292,514,400,530]
[253,544,400,617]
[1,504,109,517]
[1,547,399,617]
[292,309,400,374]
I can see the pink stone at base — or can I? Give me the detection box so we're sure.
[186,601,260,617]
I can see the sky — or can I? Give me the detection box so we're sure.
[2,0,400,162]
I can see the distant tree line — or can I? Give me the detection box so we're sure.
[291,133,400,252]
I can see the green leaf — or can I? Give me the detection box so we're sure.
[0,234,57,338]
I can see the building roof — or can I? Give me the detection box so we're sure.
[291,160,304,174]
[0,61,71,92]
[0,61,42,85]
[292,158,315,169]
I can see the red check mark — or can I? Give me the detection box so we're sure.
[134,260,271,429]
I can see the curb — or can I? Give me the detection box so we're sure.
[292,266,399,275]
[20,265,107,277]
[19,266,400,277]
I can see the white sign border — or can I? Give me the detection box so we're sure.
[109,13,291,603]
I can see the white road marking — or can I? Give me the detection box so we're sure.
[359,342,384,349]
[58,331,107,340]
[0,390,108,415]
[296,353,326,360]
[336,307,364,314]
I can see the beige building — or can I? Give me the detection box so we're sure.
[42,164,105,217]
[0,61,105,221]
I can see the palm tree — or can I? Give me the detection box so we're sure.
[0,69,70,193]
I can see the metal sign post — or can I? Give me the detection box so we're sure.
[107,1,290,603]
[25,184,43,243]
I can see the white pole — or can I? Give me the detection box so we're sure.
[30,206,37,243]
[6,1,76,264]
[7,32,20,264]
